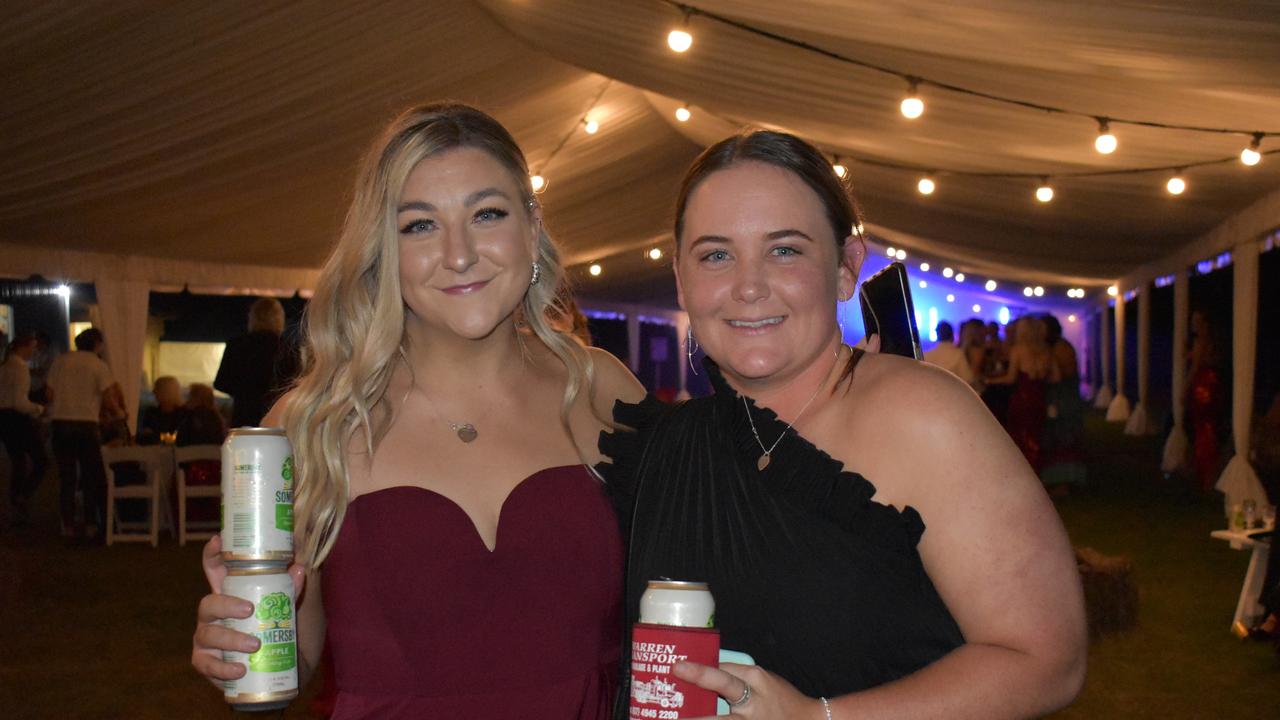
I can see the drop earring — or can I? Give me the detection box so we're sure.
[530,261,541,286]
[685,325,699,375]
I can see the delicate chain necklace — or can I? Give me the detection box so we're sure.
[742,345,843,471]
[399,348,479,443]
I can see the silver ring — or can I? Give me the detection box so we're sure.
[729,682,752,707]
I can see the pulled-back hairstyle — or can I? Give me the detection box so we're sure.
[284,103,594,568]
[673,130,867,385]
[674,130,864,251]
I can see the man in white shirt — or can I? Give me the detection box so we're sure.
[0,333,47,526]
[924,321,975,386]
[47,328,120,539]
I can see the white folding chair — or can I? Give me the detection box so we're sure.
[175,444,222,546]
[103,446,173,547]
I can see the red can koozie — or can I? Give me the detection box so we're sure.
[629,623,720,718]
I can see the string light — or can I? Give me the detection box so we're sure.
[833,158,848,178]
[648,248,663,260]
[919,262,930,272]
[1034,286,1044,297]
[895,249,907,260]
[885,246,897,257]
[918,280,928,289]
[1166,173,1186,195]
[1094,118,1117,155]
[1068,314,1077,323]
[668,10,693,53]
[1107,285,1118,296]
[972,304,982,313]
[985,280,998,291]
[589,263,603,276]
[1035,178,1054,203]
[1241,133,1263,166]
[942,267,953,278]
[583,119,600,134]
[675,105,691,122]
[917,175,936,195]
[530,174,546,192]
[900,78,924,119]
[1023,287,1034,297]
[954,273,965,283]
[946,294,955,302]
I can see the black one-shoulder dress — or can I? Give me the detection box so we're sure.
[597,361,964,699]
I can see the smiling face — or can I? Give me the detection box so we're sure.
[395,146,541,342]
[676,161,863,386]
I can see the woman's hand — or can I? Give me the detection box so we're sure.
[190,534,306,687]
[672,660,825,719]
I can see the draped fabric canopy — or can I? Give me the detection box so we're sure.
[3,0,1279,303]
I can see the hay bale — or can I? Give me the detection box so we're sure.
[1076,547,1139,637]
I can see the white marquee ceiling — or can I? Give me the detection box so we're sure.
[2,0,1278,304]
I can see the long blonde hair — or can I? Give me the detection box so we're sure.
[284,103,596,568]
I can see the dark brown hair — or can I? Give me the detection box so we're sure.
[674,130,864,250]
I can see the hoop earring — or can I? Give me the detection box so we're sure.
[530,261,541,286]
[685,325,700,376]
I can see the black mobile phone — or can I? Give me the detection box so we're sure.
[858,262,924,360]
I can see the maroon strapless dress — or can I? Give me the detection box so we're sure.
[321,465,623,719]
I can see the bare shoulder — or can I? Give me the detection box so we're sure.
[586,346,645,406]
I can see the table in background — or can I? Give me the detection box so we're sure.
[1210,529,1272,634]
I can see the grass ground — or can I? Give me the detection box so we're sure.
[1,412,1275,718]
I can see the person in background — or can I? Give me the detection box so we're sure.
[987,316,1058,474]
[1244,392,1280,647]
[0,333,47,527]
[137,376,187,445]
[1186,309,1227,492]
[177,383,227,446]
[214,297,300,428]
[1041,315,1087,494]
[27,331,55,405]
[600,130,1084,719]
[47,328,121,540]
[923,321,974,387]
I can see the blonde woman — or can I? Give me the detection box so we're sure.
[191,104,643,718]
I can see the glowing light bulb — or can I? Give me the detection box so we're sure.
[900,80,924,119]
[1035,183,1054,203]
[530,174,546,192]
[954,273,965,283]
[920,262,930,272]
[648,248,663,260]
[918,280,928,289]
[1023,287,1034,297]
[583,119,599,134]
[1034,286,1044,297]
[895,249,907,260]
[55,284,71,298]
[668,29,693,53]
[1107,285,1118,297]
[589,263,603,277]
[1094,119,1117,154]
[886,246,896,257]
[917,177,936,195]
[984,280,997,292]
[675,106,691,122]
[833,163,847,178]
[942,267,953,278]
[972,304,982,313]
[1241,134,1263,166]
[1167,175,1186,195]
[1068,314,1077,323]
[946,294,955,302]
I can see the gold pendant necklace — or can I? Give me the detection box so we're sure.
[743,346,843,471]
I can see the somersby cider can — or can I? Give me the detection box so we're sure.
[221,428,294,565]
[222,565,298,711]
[630,580,720,719]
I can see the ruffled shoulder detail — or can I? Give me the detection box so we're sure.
[595,394,673,518]
[707,360,928,551]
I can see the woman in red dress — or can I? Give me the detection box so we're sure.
[1186,310,1226,492]
[987,316,1059,474]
